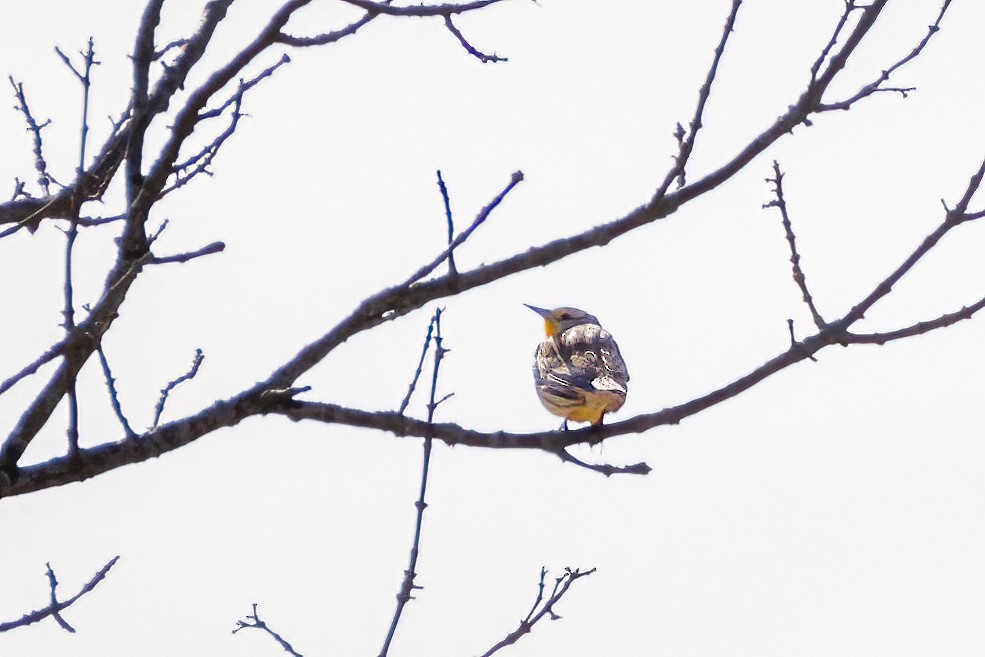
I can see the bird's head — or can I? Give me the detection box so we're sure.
[524,305,600,337]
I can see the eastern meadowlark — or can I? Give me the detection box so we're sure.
[525,305,630,430]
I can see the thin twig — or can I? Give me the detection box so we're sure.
[232,604,304,657]
[59,39,99,459]
[152,349,205,429]
[808,0,860,82]
[444,15,508,63]
[397,315,436,415]
[654,0,742,197]
[379,308,450,657]
[436,170,457,275]
[76,213,126,227]
[97,346,137,438]
[555,447,651,477]
[0,338,69,396]
[817,0,951,112]
[154,38,190,61]
[9,77,53,198]
[159,55,291,198]
[0,556,120,633]
[149,241,226,264]
[404,171,523,286]
[764,160,826,328]
[478,567,597,657]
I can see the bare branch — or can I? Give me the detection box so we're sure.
[478,567,596,657]
[158,55,291,198]
[0,557,120,633]
[839,155,985,327]
[97,346,137,439]
[403,170,522,286]
[379,308,449,657]
[154,38,189,61]
[152,349,205,429]
[8,77,53,198]
[76,213,126,227]
[233,604,304,657]
[277,12,377,47]
[340,0,507,17]
[763,160,826,328]
[0,338,68,396]
[444,15,508,63]
[654,0,742,198]
[148,241,226,265]
[0,0,512,484]
[436,170,457,276]
[808,0,861,82]
[847,297,985,345]
[555,447,651,477]
[1,0,972,505]
[818,0,951,112]
[398,315,437,415]
[198,54,290,121]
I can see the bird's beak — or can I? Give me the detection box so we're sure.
[524,304,551,318]
[525,304,557,337]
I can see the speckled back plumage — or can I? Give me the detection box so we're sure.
[531,317,629,426]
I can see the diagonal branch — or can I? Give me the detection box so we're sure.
[444,15,508,63]
[232,604,304,657]
[818,0,952,112]
[654,0,742,198]
[0,556,120,633]
[764,160,826,328]
[478,567,596,657]
[379,308,450,657]
[152,349,205,429]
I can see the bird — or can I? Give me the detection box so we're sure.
[525,305,629,430]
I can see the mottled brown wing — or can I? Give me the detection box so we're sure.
[557,324,629,393]
[532,341,587,411]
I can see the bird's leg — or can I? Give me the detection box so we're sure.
[559,419,569,431]
[588,415,605,445]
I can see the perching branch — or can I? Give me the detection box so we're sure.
[0,2,969,508]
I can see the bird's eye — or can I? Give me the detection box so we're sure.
[558,313,571,320]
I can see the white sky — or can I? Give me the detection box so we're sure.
[2,1,985,656]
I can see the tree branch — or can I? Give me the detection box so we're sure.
[764,160,826,328]
[232,604,304,657]
[0,556,120,633]
[478,567,596,657]
[654,0,742,197]
[379,308,449,657]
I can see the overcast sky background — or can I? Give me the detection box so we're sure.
[2,1,985,655]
